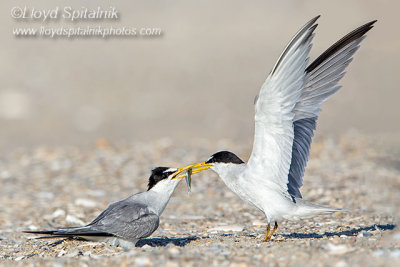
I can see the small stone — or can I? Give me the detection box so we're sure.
[51,209,66,219]
[83,251,92,256]
[182,215,205,220]
[57,249,66,257]
[334,260,349,267]
[221,250,231,256]
[373,250,385,257]
[75,198,98,208]
[252,220,266,227]
[65,250,80,257]
[14,256,24,261]
[390,249,400,258]
[27,225,38,231]
[168,247,180,256]
[65,215,85,225]
[208,225,244,232]
[229,263,247,267]
[0,170,11,179]
[126,250,138,256]
[135,256,151,266]
[37,192,54,199]
[324,243,354,255]
[392,233,400,241]
[205,247,223,254]
[357,231,373,238]
[87,190,105,197]
[165,261,180,267]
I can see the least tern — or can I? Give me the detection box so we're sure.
[24,167,193,249]
[175,16,376,241]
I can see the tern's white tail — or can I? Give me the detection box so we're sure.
[291,199,344,219]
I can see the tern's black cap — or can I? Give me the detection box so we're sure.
[147,167,176,190]
[205,151,244,164]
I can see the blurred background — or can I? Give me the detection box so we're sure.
[0,0,398,149]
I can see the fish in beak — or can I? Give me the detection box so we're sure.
[172,162,212,191]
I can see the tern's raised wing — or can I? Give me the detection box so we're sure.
[247,16,319,193]
[287,20,376,198]
[249,17,376,198]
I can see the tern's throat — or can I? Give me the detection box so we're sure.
[147,179,180,215]
[211,163,246,183]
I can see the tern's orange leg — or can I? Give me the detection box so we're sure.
[263,223,271,242]
[270,222,278,239]
[263,222,278,242]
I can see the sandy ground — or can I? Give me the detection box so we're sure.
[1,134,399,266]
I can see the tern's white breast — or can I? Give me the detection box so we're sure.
[213,163,296,221]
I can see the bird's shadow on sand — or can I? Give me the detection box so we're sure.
[135,236,199,247]
[281,223,396,239]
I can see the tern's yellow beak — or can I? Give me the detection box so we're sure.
[172,162,212,180]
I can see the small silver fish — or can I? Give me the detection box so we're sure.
[185,168,192,193]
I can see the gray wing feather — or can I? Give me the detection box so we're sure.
[247,16,318,191]
[294,20,376,121]
[287,117,316,198]
[88,198,160,240]
[88,199,146,226]
[270,15,320,76]
[99,213,159,240]
[24,197,160,241]
[286,20,376,198]
[253,16,319,107]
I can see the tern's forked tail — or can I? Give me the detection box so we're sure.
[288,198,347,220]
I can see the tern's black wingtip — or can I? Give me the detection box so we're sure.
[305,19,377,73]
[366,19,377,30]
[350,19,377,40]
[308,15,321,25]
[356,19,377,34]
[23,230,37,233]
[22,230,55,234]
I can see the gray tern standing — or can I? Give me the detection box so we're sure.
[24,166,202,248]
[174,16,376,241]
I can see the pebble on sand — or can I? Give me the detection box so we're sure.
[207,225,244,233]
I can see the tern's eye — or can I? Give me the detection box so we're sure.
[162,171,174,178]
